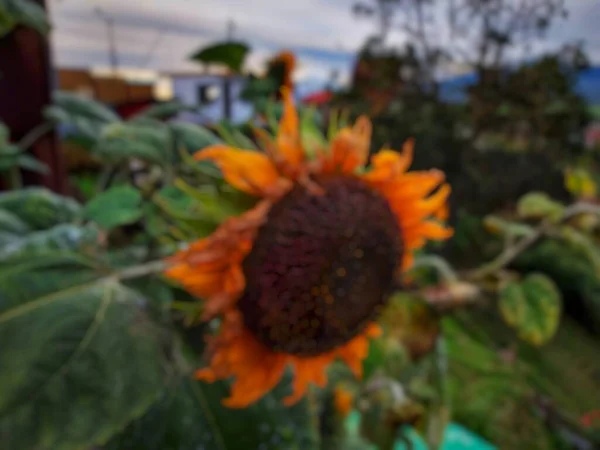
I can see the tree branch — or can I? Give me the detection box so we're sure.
[467,202,600,280]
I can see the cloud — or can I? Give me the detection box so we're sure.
[48,0,600,93]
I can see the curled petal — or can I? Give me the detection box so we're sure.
[194,145,280,197]
[164,202,271,318]
[276,87,304,171]
[284,355,333,406]
[416,221,454,241]
[323,116,372,174]
[362,139,414,183]
[196,319,288,408]
[323,116,372,173]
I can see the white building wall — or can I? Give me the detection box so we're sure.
[171,75,253,125]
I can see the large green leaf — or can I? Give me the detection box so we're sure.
[0,257,172,450]
[0,223,99,262]
[498,273,562,346]
[49,91,121,124]
[558,225,600,277]
[0,188,81,230]
[45,92,120,144]
[96,122,170,164]
[0,209,30,234]
[83,185,143,230]
[189,41,250,73]
[106,374,319,450]
[169,122,221,154]
[17,153,49,174]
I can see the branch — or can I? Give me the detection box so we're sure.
[467,202,600,280]
[111,259,171,282]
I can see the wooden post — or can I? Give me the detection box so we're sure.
[0,0,68,194]
[222,77,233,121]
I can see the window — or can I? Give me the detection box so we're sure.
[197,84,221,104]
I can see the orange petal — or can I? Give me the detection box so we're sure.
[416,221,454,240]
[224,353,287,408]
[194,316,289,408]
[362,139,414,183]
[401,252,415,271]
[417,184,451,217]
[194,145,280,197]
[337,337,367,378]
[284,355,333,406]
[276,87,304,170]
[397,184,452,228]
[324,116,372,174]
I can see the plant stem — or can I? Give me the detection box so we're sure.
[112,259,171,282]
[7,166,22,189]
[468,202,600,280]
[410,254,458,282]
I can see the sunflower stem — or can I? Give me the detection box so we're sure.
[113,259,171,281]
[410,254,458,283]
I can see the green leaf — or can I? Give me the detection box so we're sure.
[50,91,121,124]
[151,186,221,238]
[173,178,243,223]
[516,192,564,222]
[189,41,250,73]
[83,185,143,230]
[300,107,327,159]
[0,209,30,234]
[97,122,169,164]
[131,101,195,120]
[169,121,221,153]
[239,76,279,102]
[124,276,174,321]
[0,258,171,450]
[558,225,600,277]
[0,188,81,230]
[107,375,319,450]
[17,153,49,174]
[0,3,17,38]
[482,215,535,238]
[6,0,50,35]
[0,123,10,144]
[0,223,99,262]
[0,149,20,171]
[499,273,562,346]
[215,121,258,150]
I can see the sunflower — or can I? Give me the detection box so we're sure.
[165,87,452,408]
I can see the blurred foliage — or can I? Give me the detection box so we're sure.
[0,0,50,37]
[189,41,250,74]
[2,3,600,449]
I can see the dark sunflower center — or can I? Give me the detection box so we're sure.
[238,176,402,356]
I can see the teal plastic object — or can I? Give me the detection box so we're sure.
[394,424,496,450]
[346,412,496,450]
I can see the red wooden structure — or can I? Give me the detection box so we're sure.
[0,0,68,194]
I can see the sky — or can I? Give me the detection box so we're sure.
[48,0,600,94]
